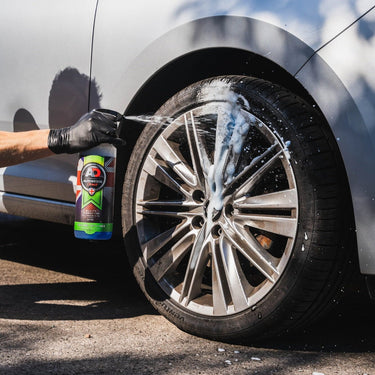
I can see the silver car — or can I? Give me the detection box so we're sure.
[1,0,375,341]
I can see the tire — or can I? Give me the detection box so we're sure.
[122,76,353,341]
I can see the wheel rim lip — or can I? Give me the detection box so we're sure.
[134,101,298,317]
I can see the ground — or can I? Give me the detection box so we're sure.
[0,215,374,375]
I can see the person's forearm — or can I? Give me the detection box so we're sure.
[0,129,53,168]
[0,110,124,168]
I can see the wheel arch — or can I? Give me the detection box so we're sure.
[124,47,316,117]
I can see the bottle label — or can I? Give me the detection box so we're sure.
[74,222,113,235]
[81,160,107,210]
[82,161,106,196]
[74,155,115,236]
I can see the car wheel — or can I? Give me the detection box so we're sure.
[122,76,353,341]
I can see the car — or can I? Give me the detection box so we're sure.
[1,0,375,341]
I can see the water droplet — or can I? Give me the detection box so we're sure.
[218,348,225,352]
[304,232,308,240]
[301,244,305,251]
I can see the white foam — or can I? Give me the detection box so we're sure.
[206,84,251,214]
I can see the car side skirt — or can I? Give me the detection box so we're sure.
[0,192,74,225]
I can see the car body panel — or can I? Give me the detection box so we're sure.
[1,0,375,273]
[0,192,74,225]
[297,8,375,273]
[91,0,375,112]
[0,0,97,205]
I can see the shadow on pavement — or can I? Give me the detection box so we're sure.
[254,288,375,353]
[0,214,156,321]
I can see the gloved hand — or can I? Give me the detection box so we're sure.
[47,109,125,154]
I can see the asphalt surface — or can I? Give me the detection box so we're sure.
[0,214,374,375]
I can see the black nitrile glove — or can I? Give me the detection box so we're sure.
[48,109,125,154]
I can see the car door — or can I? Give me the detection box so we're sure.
[0,0,98,204]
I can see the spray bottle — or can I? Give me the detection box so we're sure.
[74,109,123,240]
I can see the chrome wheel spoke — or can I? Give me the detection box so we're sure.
[211,238,229,315]
[234,213,297,238]
[141,220,192,259]
[153,135,198,188]
[179,226,210,305]
[138,206,203,219]
[234,188,297,210]
[184,112,211,188]
[150,232,195,281]
[223,220,279,282]
[139,199,201,208]
[234,150,283,199]
[138,199,204,220]
[212,236,250,314]
[143,155,192,198]
[223,142,278,193]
